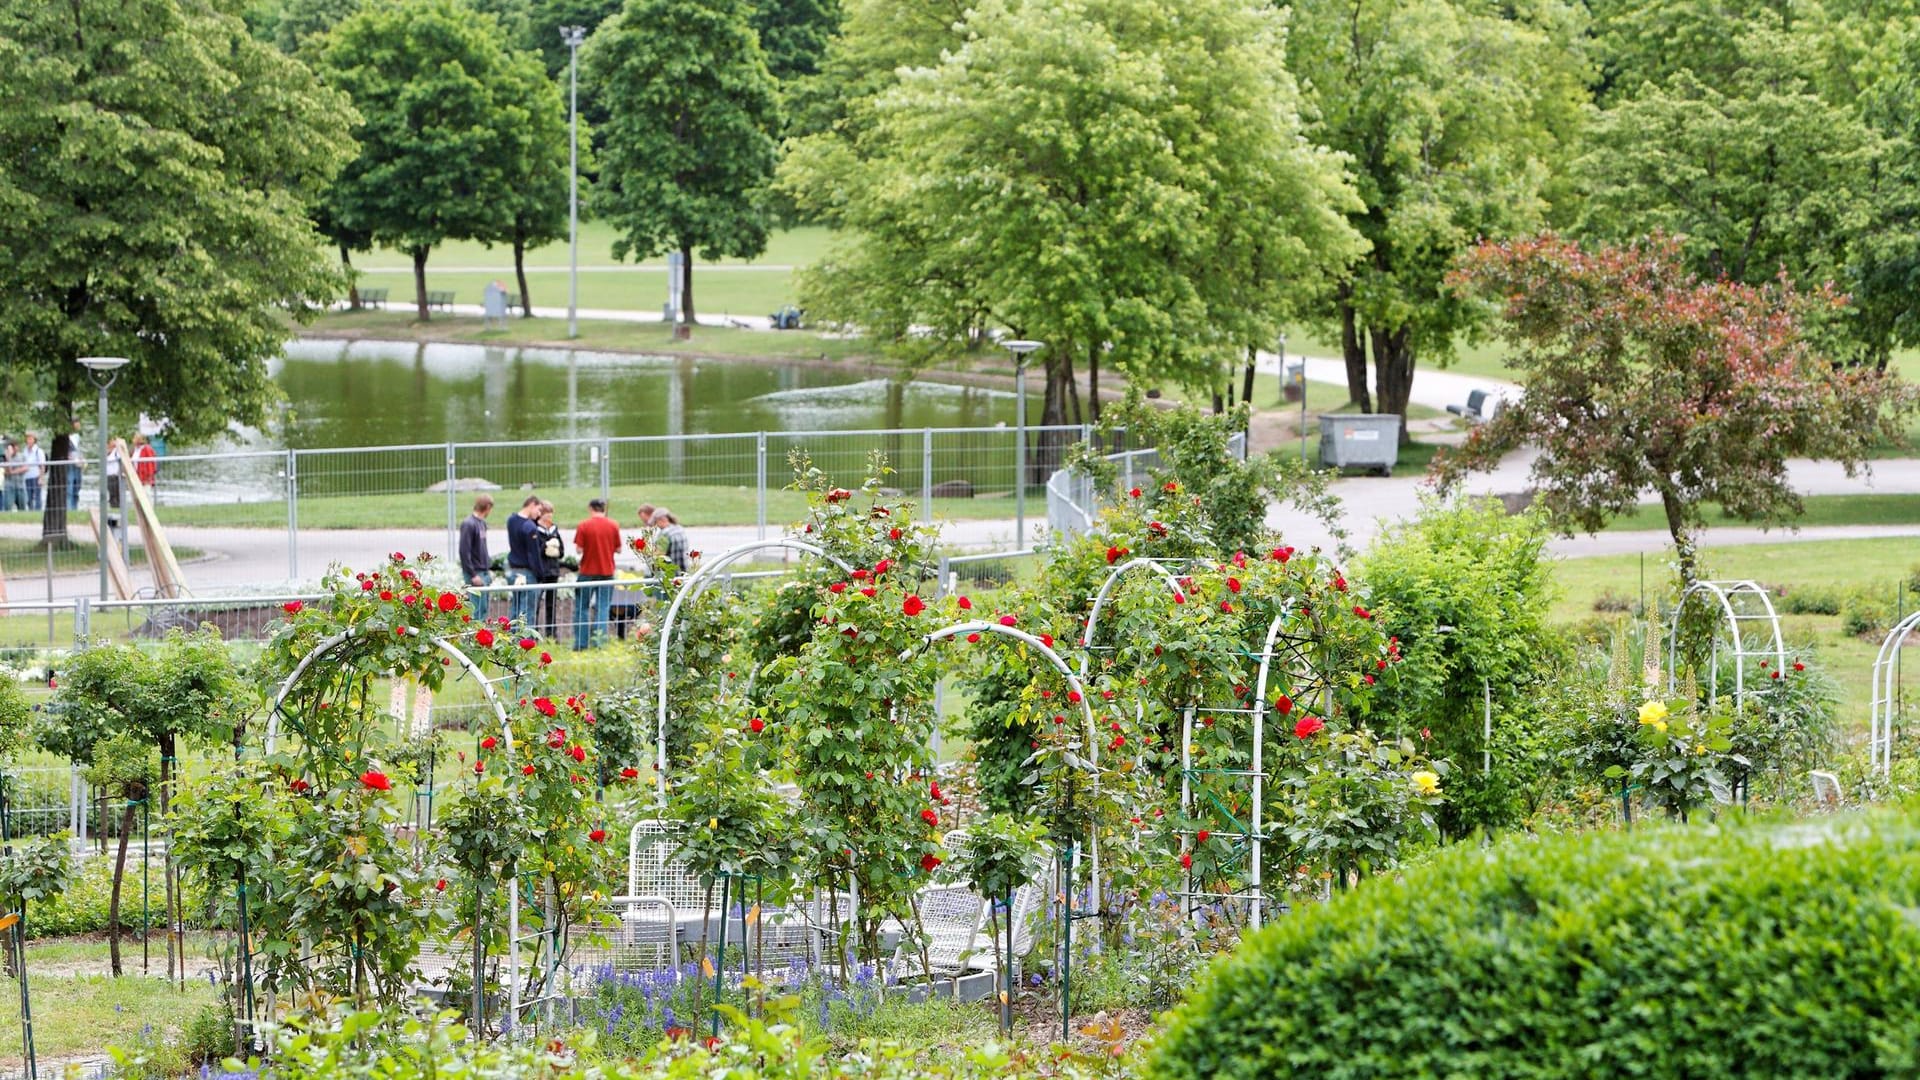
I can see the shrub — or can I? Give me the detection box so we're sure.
[1145,815,1920,1079]
[1777,584,1843,616]
[1841,588,1894,638]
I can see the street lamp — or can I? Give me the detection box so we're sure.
[561,25,587,340]
[77,356,128,601]
[1003,340,1043,546]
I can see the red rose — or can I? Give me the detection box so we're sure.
[474,760,485,774]
[435,879,447,892]
[540,651,553,665]
[437,592,459,612]
[1163,481,1178,493]
[966,633,981,643]
[859,586,877,598]
[1793,661,1805,672]
[999,615,1017,627]
[1220,601,1233,613]
[874,559,892,576]
[1227,577,1242,594]
[902,595,925,617]
[589,828,607,843]
[1067,690,1083,704]
[889,527,902,540]
[1106,546,1122,565]
[1180,852,1192,870]
[921,853,942,872]
[1420,727,1431,740]
[289,778,310,793]
[1377,659,1389,670]
[522,764,536,775]
[749,717,766,734]
[1364,674,1375,685]
[1770,670,1781,679]
[361,580,375,591]
[1128,487,1142,499]
[569,744,586,763]
[282,601,303,614]
[920,808,938,826]
[620,766,640,779]
[829,582,847,593]
[402,594,418,606]
[1293,716,1324,739]
[1197,830,1210,842]
[380,590,393,601]
[1173,592,1185,605]
[1353,605,1371,619]
[930,780,943,801]
[1333,576,1348,592]
[518,637,537,650]
[1275,694,1293,715]
[476,628,495,647]
[957,596,972,610]
[480,736,497,750]
[533,697,558,718]
[360,771,392,791]
[395,626,409,637]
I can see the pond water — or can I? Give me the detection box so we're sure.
[272,339,1015,448]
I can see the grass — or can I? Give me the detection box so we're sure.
[1601,494,1920,533]
[0,970,217,1064]
[301,309,878,363]
[0,537,200,575]
[361,223,833,272]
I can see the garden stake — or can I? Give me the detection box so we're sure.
[141,798,149,975]
[471,881,488,1036]
[1003,890,1014,1034]
[2,774,35,1080]
[234,871,255,1053]
[1061,840,1074,1045]
[710,871,731,1040]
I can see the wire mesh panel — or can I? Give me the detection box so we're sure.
[605,433,761,527]
[454,439,606,513]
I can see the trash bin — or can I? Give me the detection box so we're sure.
[1318,414,1401,475]
[1283,362,1305,403]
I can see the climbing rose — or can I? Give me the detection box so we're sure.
[1067,690,1083,704]
[999,615,1017,627]
[921,808,938,826]
[1197,830,1210,842]
[921,853,942,872]
[621,766,639,779]
[1793,661,1805,672]
[1227,577,1242,594]
[1220,601,1233,613]
[889,527,902,540]
[475,628,495,647]
[1106,546,1122,565]
[289,779,310,793]
[518,637,537,650]
[435,879,447,892]
[589,829,607,843]
[829,582,846,593]
[533,697,558,718]
[1128,487,1142,499]
[1173,592,1185,605]
[359,771,392,792]
[749,717,766,734]
[474,761,485,774]
[523,764,536,775]
[1180,852,1192,870]
[480,736,497,750]
[361,580,375,591]
[875,558,892,576]
[1353,605,1371,620]
[1293,716,1324,739]
[860,587,877,598]
[540,651,553,665]
[569,744,586,763]
[902,595,925,617]
[957,596,972,610]
[437,592,459,612]
[282,600,303,614]
[1275,694,1293,715]
[380,590,394,601]
[966,633,981,643]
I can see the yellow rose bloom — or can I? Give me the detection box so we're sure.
[1411,770,1441,796]
[1638,701,1669,727]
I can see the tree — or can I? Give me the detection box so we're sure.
[483,52,583,316]
[1284,0,1585,441]
[750,0,840,82]
[317,0,534,320]
[586,0,782,330]
[781,0,1360,450]
[1437,234,1915,585]
[0,0,354,541]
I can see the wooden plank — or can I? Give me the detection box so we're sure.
[112,445,185,598]
[83,510,134,601]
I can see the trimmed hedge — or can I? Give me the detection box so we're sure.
[1146,817,1920,1078]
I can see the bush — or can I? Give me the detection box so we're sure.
[1145,816,1920,1078]
[1777,584,1843,616]
[29,853,209,938]
[1841,588,1894,638]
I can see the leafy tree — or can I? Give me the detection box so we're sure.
[1846,23,1920,370]
[1284,0,1585,439]
[261,0,363,52]
[782,0,1360,452]
[586,0,782,330]
[84,732,158,976]
[1437,234,1916,586]
[525,0,624,76]
[316,0,535,320]
[750,0,840,82]
[0,0,354,543]
[483,51,584,316]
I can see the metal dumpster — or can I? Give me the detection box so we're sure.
[1318,414,1401,474]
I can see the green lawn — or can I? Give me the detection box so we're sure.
[1601,494,1920,532]
[361,222,833,271]
[301,309,878,363]
[0,970,217,1064]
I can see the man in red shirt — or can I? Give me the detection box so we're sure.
[571,498,622,649]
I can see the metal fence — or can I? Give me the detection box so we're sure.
[1046,432,1245,539]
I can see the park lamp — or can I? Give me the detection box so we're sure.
[77,356,130,603]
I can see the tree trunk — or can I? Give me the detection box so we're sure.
[412,247,431,322]
[1370,325,1415,447]
[1087,344,1101,424]
[1036,351,1079,484]
[513,235,533,317]
[679,247,695,327]
[1339,295,1372,411]
[1242,350,1257,414]
[108,795,139,977]
[42,433,70,545]
[341,244,360,309]
[1657,482,1699,587]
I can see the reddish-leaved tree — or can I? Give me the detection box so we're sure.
[1437,233,1915,584]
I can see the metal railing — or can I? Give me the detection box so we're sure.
[1044,432,1244,540]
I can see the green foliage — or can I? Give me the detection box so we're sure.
[667,712,801,885]
[784,0,1361,421]
[1268,729,1447,882]
[0,0,356,443]
[0,676,33,762]
[483,37,585,314]
[586,0,782,322]
[316,0,538,317]
[749,0,840,82]
[0,832,73,908]
[28,854,205,939]
[1356,498,1562,832]
[1146,815,1920,1078]
[948,812,1046,904]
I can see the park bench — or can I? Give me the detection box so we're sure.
[1446,389,1495,423]
[357,287,389,310]
[505,292,522,311]
[426,290,455,312]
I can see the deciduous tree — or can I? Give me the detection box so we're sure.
[1437,233,1915,586]
[586,0,782,329]
[482,52,583,316]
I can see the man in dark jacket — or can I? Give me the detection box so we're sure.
[459,494,494,618]
[505,494,543,630]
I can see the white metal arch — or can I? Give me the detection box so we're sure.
[1870,611,1920,774]
[653,539,855,795]
[1076,557,1189,666]
[1666,580,1786,716]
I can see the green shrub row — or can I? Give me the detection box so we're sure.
[1146,814,1920,1078]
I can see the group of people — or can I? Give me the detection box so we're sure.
[0,427,157,513]
[456,493,691,650]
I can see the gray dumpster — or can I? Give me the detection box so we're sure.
[1318,414,1401,475]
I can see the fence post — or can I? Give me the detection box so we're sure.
[285,449,299,582]
[72,597,89,646]
[921,428,934,519]
[600,438,612,504]
[445,443,458,563]
[755,432,768,543]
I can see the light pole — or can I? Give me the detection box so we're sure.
[562,26,587,340]
[77,357,128,601]
[1004,340,1043,546]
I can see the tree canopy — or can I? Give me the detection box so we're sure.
[0,0,355,445]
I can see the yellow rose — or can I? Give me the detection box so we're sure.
[1637,701,1669,727]
[1411,770,1441,796]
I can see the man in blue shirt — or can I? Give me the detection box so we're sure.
[504,494,543,630]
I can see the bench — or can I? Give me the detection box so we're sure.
[357,287,389,310]
[426,290,455,312]
[505,292,522,311]
[1446,389,1496,423]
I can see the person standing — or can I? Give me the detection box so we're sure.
[132,434,158,490]
[572,498,622,650]
[458,494,494,617]
[533,501,565,639]
[652,508,691,574]
[64,421,84,512]
[103,437,124,528]
[505,494,543,630]
[18,433,44,511]
[0,441,21,512]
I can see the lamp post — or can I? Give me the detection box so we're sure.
[1003,340,1043,546]
[77,357,128,601]
[561,26,587,340]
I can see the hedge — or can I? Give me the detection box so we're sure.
[1145,815,1920,1078]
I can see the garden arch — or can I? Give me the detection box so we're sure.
[1869,611,1920,774]
[652,539,855,794]
[1665,580,1786,717]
